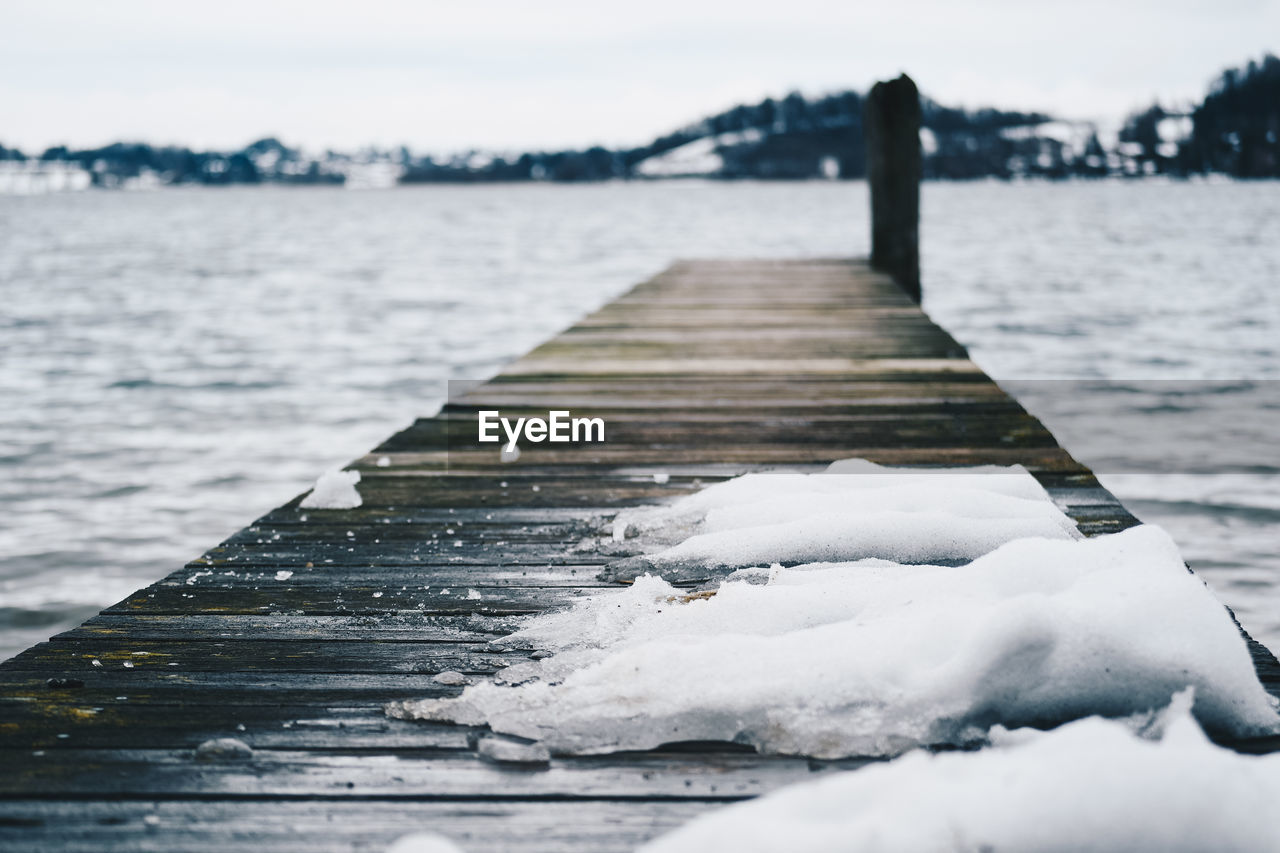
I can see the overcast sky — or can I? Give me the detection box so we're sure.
[3,1,1276,153]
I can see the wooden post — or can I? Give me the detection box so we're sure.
[864,74,922,302]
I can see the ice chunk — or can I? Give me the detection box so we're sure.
[433,670,468,686]
[394,527,1280,757]
[603,510,1079,583]
[700,484,1074,535]
[194,737,253,761]
[641,702,1280,853]
[384,833,466,853]
[823,457,1047,486]
[618,461,1055,535]
[604,461,1077,581]
[299,469,362,510]
[476,735,550,765]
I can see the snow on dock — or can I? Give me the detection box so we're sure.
[640,690,1280,853]
[394,523,1278,758]
[2,258,1278,851]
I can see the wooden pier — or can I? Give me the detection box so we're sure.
[2,256,1278,851]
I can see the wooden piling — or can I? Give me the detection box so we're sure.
[865,74,922,302]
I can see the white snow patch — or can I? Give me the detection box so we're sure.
[476,735,550,765]
[1158,115,1193,143]
[641,698,1280,853]
[608,461,1077,577]
[618,460,1057,536]
[384,833,466,853]
[633,508,1074,572]
[300,469,362,510]
[194,737,254,761]
[433,670,468,686]
[390,526,1279,757]
[999,120,1098,157]
[635,128,764,178]
[919,127,938,156]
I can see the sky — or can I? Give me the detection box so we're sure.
[2,0,1277,153]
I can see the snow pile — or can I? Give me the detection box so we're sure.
[640,697,1280,853]
[604,461,1079,581]
[391,525,1280,756]
[299,469,362,509]
[615,460,1058,537]
[384,834,465,853]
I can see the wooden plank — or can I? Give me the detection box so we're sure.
[0,670,463,705]
[0,800,715,853]
[0,748,871,799]
[58,613,525,643]
[500,357,984,376]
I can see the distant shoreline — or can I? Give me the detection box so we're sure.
[1,172,1269,198]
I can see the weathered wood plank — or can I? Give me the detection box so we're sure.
[0,670,461,705]
[0,748,872,798]
[0,800,714,853]
[2,638,529,675]
[60,613,524,643]
[351,447,1091,476]
[500,357,983,376]
[96,585,593,617]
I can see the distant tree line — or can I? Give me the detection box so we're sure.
[0,137,345,186]
[4,54,1276,185]
[399,90,1052,183]
[1183,54,1280,177]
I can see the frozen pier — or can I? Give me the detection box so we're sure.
[2,255,1279,851]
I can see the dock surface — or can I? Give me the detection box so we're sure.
[3,258,1278,852]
